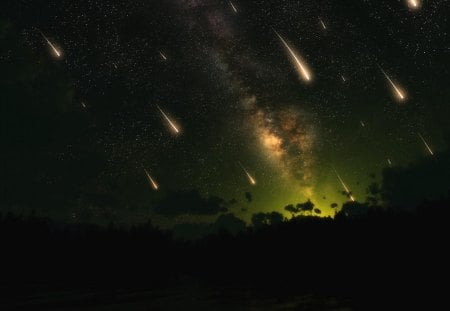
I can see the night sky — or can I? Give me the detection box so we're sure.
[1,0,449,226]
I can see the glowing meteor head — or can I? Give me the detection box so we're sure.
[391,83,407,101]
[247,173,257,185]
[407,0,421,10]
[52,47,61,58]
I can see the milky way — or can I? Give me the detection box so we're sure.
[3,0,449,224]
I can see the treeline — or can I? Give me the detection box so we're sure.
[1,198,449,308]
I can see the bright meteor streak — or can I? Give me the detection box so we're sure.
[157,105,180,134]
[144,169,159,190]
[159,51,167,60]
[39,31,61,58]
[319,17,327,30]
[239,162,256,186]
[333,168,355,202]
[379,66,406,102]
[274,30,312,83]
[418,133,434,156]
[229,1,238,13]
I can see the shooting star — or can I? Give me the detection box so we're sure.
[418,133,434,156]
[157,105,180,134]
[239,162,256,186]
[387,158,392,166]
[144,169,159,190]
[319,17,327,30]
[407,0,420,10]
[39,31,61,58]
[229,1,238,13]
[159,51,167,61]
[379,66,406,102]
[341,75,346,82]
[274,30,312,83]
[360,120,365,128]
[81,102,86,108]
[333,168,355,202]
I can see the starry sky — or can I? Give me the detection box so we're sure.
[1,0,449,225]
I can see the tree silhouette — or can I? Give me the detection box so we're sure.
[296,199,314,215]
[366,182,381,206]
[284,204,298,217]
[336,201,369,218]
[251,212,284,228]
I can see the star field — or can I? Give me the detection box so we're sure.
[1,0,449,225]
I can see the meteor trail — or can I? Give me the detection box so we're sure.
[319,17,327,30]
[39,31,61,57]
[333,168,355,202]
[159,51,167,60]
[144,169,159,190]
[239,162,256,185]
[157,105,180,134]
[274,30,312,83]
[418,133,434,156]
[379,66,406,102]
[360,120,365,128]
[387,158,392,166]
[341,75,346,82]
[229,1,238,13]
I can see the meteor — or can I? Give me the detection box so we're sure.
[39,31,61,58]
[418,133,434,156]
[144,169,159,190]
[387,158,392,166]
[407,0,420,10]
[157,105,180,134]
[341,75,346,82]
[274,30,312,83]
[81,102,86,108]
[239,162,256,185]
[379,66,406,102]
[319,17,327,30]
[159,51,167,61]
[229,1,238,13]
[333,168,355,202]
[360,120,365,128]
